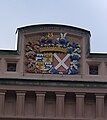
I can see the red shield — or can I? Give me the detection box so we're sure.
[53,53,70,72]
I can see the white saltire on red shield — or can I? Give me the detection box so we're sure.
[53,53,70,72]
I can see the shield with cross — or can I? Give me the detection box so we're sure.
[53,53,70,73]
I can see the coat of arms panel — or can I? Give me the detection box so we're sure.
[25,32,81,75]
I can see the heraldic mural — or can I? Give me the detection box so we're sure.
[25,32,81,75]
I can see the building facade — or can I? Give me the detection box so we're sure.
[0,24,107,120]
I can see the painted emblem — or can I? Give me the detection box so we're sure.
[25,32,81,74]
[51,54,70,74]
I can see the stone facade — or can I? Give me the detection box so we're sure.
[0,24,107,120]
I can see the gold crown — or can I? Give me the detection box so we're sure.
[40,46,67,53]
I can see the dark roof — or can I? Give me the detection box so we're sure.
[16,23,91,36]
[0,50,19,55]
[88,53,107,58]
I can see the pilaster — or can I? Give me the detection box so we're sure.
[0,90,6,115]
[36,92,46,117]
[16,91,26,116]
[56,92,65,117]
[95,94,105,119]
[76,93,85,118]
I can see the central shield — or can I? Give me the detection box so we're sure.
[53,53,70,72]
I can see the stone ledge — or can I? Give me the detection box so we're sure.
[0,78,107,88]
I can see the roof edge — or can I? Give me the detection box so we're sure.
[16,23,91,36]
[0,50,19,55]
[88,53,107,58]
